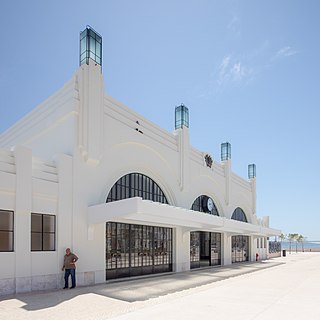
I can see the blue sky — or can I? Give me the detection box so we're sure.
[1,1,319,240]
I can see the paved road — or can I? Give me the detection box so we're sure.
[1,253,319,319]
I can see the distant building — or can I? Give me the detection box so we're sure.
[0,26,280,295]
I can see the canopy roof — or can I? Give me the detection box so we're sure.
[88,197,281,237]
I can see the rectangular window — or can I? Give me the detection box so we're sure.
[31,213,56,251]
[0,210,14,252]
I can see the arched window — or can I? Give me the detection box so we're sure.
[191,195,219,216]
[231,207,247,222]
[106,173,168,204]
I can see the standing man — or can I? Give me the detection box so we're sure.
[62,248,79,289]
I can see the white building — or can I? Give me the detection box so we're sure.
[0,26,280,295]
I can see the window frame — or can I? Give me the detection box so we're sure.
[231,207,248,222]
[31,213,56,252]
[106,173,168,204]
[106,222,172,280]
[191,195,219,216]
[0,209,14,252]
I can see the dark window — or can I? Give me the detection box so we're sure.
[231,207,247,222]
[232,235,249,263]
[190,231,221,269]
[269,241,281,253]
[106,173,171,279]
[106,222,172,280]
[154,226,172,266]
[190,232,200,263]
[191,195,219,216]
[210,232,221,265]
[31,213,56,251]
[0,210,14,252]
[106,173,168,204]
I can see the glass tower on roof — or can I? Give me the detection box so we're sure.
[175,104,189,129]
[221,142,231,161]
[248,164,256,179]
[80,26,102,67]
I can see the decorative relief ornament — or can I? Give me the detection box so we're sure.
[204,154,213,168]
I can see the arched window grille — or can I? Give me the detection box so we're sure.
[106,173,168,204]
[231,207,248,222]
[191,195,219,216]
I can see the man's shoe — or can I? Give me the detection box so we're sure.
[70,286,75,289]
[63,287,68,289]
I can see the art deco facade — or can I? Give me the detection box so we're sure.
[0,27,280,295]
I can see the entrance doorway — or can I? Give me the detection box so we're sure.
[106,222,173,280]
[231,235,249,263]
[199,232,210,267]
[190,231,221,269]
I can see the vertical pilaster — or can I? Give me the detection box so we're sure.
[221,142,231,206]
[250,236,257,262]
[176,128,190,191]
[77,59,104,165]
[221,233,231,265]
[250,177,256,215]
[174,227,190,272]
[14,145,32,293]
[222,160,231,205]
[57,154,73,274]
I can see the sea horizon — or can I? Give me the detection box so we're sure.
[280,241,320,250]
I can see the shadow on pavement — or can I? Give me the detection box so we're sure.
[2,260,284,311]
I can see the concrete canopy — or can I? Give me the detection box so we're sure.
[88,197,281,237]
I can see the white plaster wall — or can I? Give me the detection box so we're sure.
[0,171,16,209]
[222,234,232,265]
[69,100,257,275]
[0,191,15,212]
[102,99,254,222]
[100,95,254,220]
[32,178,58,211]
[0,147,60,294]
[174,227,191,272]
[31,252,58,276]
[0,253,15,278]
[0,77,77,160]
[63,61,259,276]
[254,237,268,260]
[184,165,226,215]
[0,163,17,286]
[0,61,278,294]
[56,154,74,280]
[25,116,76,160]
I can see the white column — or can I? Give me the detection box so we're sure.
[221,233,232,265]
[57,154,73,284]
[14,145,32,293]
[251,236,257,262]
[175,127,190,191]
[222,160,231,205]
[77,59,104,165]
[174,227,190,272]
[250,177,257,215]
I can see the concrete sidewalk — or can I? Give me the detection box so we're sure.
[1,253,319,320]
